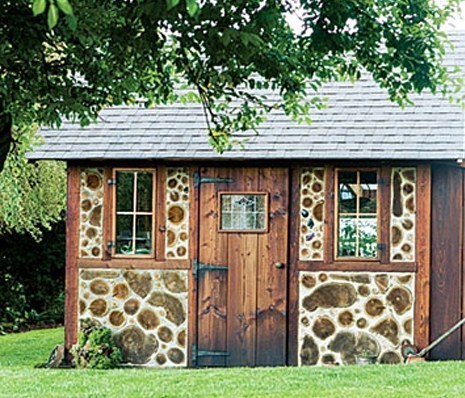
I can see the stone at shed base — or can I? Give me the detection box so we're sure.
[371,318,400,345]
[379,351,402,364]
[148,292,186,326]
[300,336,319,365]
[302,283,357,312]
[123,271,153,299]
[312,317,335,340]
[114,326,159,365]
[163,271,188,293]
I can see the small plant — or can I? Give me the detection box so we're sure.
[71,321,122,369]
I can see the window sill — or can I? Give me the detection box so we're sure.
[296,260,417,273]
[77,258,190,270]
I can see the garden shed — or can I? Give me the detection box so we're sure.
[29,32,465,367]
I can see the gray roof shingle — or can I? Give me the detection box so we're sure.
[29,31,465,161]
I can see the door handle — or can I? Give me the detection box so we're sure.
[274,262,285,269]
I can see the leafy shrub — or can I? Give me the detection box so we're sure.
[0,221,65,332]
[0,275,27,333]
[71,322,122,369]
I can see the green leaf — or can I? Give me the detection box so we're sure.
[186,0,199,17]
[56,0,73,15]
[47,4,58,29]
[166,0,180,10]
[32,0,46,16]
[66,13,77,31]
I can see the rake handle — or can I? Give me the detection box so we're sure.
[418,317,465,357]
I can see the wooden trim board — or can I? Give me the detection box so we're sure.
[77,258,190,269]
[414,164,432,351]
[65,165,80,352]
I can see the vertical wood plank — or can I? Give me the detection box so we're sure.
[430,164,462,359]
[227,168,258,366]
[256,168,289,366]
[235,230,258,365]
[287,167,301,366]
[199,167,230,266]
[65,164,80,352]
[379,166,391,264]
[187,166,198,367]
[196,167,230,366]
[155,165,166,261]
[102,166,113,261]
[462,169,465,360]
[324,165,335,264]
[414,164,431,351]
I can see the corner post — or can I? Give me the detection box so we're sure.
[415,164,431,351]
[65,164,80,353]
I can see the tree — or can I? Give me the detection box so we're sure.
[0,126,66,238]
[1,0,463,171]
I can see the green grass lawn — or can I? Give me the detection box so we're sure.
[1,328,465,398]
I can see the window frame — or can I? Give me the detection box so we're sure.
[111,167,157,258]
[217,191,269,233]
[334,167,381,262]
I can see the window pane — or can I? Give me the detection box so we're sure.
[338,215,357,257]
[336,169,379,259]
[255,195,266,229]
[116,172,134,212]
[116,215,133,254]
[358,216,378,258]
[222,195,231,211]
[359,171,377,214]
[338,171,357,213]
[137,172,153,212]
[222,213,231,228]
[135,215,152,254]
[221,194,266,231]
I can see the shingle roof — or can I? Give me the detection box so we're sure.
[29,31,465,161]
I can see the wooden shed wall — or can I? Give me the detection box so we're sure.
[66,161,465,364]
[430,164,464,359]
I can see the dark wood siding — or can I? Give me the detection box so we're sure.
[430,164,463,359]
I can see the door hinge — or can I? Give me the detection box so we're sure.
[192,344,230,367]
[193,171,234,188]
[107,178,117,186]
[193,259,228,279]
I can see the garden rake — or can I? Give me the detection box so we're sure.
[404,317,465,364]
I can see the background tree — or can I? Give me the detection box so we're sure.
[0,0,463,171]
[0,126,66,332]
[0,126,66,238]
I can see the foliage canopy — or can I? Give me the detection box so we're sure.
[0,0,463,168]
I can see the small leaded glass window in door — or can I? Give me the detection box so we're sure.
[219,193,268,232]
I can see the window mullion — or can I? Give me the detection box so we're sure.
[356,171,360,257]
[132,172,138,254]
